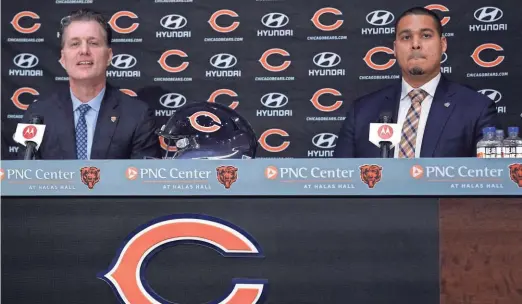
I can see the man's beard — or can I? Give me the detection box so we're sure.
[409,66,425,75]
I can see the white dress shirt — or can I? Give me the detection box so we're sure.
[394,73,441,158]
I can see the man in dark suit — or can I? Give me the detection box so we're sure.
[334,7,498,158]
[19,9,160,160]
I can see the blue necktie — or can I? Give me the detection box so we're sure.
[75,104,91,159]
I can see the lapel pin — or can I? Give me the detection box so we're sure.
[111,116,117,122]
[444,102,451,108]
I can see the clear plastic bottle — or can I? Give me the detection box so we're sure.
[477,127,496,158]
[502,127,522,158]
[494,129,505,158]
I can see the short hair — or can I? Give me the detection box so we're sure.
[59,9,112,48]
[395,7,443,37]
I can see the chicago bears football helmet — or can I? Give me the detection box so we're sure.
[156,102,258,159]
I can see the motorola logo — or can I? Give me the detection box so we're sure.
[260,93,288,108]
[111,54,137,69]
[159,93,187,108]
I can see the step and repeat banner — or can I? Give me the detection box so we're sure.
[2,0,521,159]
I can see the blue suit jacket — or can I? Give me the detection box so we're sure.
[333,76,499,158]
[19,84,161,160]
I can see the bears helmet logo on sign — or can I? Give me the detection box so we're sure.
[359,165,382,188]
[217,165,238,189]
[80,166,100,190]
[508,164,522,187]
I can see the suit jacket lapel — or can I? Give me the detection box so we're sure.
[420,76,456,157]
[56,88,77,159]
[91,86,120,159]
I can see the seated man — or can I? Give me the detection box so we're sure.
[19,9,160,159]
[334,7,498,158]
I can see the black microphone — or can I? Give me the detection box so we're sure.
[23,115,44,160]
[378,112,392,158]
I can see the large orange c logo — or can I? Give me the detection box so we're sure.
[11,87,39,110]
[363,47,396,71]
[108,11,139,34]
[208,89,239,109]
[189,111,222,133]
[259,49,291,72]
[208,9,240,33]
[311,8,343,31]
[258,129,290,153]
[471,43,505,68]
[99,214,267,304]
[425,4,450,26]
[11,11,41,34]
[310,88,343,112]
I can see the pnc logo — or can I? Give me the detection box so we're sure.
[108,11,139,34]
[11,11,41,34]
[265,166,278,180]
[378,125,394,140]
[410,165,424,179]
[310,88,343,112]
[126,167,139,180]
[188,111,222,133]
[158,50,189,73]
[471,43,504,68]
[425,4,450,26]
[259,48,291,72]
[208,9,240,33]
[363,47,396,70]
[119,89,137,97]
[208,89,239,109]
[99,214,267,304]
[258,129,290,153]
[0,169,5,181]
[311,8,343,31]
[11,87,39,110]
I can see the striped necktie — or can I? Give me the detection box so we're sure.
[398,88,428,158]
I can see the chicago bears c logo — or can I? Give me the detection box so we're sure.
[188,111,222,133]
[99,214,267,304]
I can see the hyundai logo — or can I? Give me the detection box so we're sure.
[366,10,394,26]
[210,53,237,69]
[13,53,39,69]
[260,93,288,108]
[474,7,503,23]
[312,133,337,149]
[261,13,289,28]
[478,89,502,103]
[111,54,137,69]
[313,52,341,68]
[441,52,448,64]
[160,14,187,30]
[159,93,187,108]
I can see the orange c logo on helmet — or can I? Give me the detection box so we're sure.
[108,11,139,34]
[99,214,267,304]
[311,8,343,31]
[208,89,239,110]
[11,11,41,34]
[425,4,450,26]
[363,47,396,71]
[189,111,222,133]
[159,136,177,152]
[119,89,137,97]
[11,87,39,110]
[258,129,290,153]
[158,50,189,73]
[259,48,291,72]
[208,9,240,33]
[310,88,343,112]
[471,43,505,68]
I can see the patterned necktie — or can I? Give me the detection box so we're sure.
[398,88,428,158]
[75,104,91,160]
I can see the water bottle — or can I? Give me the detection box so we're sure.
[494,129,505,158]
[503,127,522,158]
[476,127,496,158]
